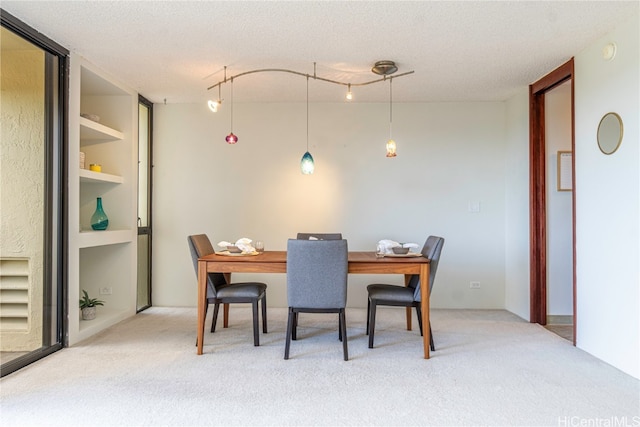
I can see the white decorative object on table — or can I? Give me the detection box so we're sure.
[217,238,256,254]
[377,239,419,254]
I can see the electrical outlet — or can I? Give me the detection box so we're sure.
[99,287,112,295]
[470,281,481,289]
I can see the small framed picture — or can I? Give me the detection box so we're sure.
[557,151,572,191]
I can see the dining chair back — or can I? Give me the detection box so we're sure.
[406,236,445,301]
[366,235,444,351]
[187,234,228,298]
[188,234,268,347]
[284,238,349,360]
[296,233,343,240]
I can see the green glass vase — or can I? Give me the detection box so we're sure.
[90,197,109,230]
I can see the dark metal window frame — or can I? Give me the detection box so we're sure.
[1,9,69,377]
[137,95,153,312]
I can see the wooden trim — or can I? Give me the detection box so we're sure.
[570,70,577,346]
[529,85,547,324]
[530,59,573,93]
[529,59,575,339]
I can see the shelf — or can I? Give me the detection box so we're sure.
[69,56,137,346]
[79,116,124,142]
[79,169,123,184]
[78,229,134,248]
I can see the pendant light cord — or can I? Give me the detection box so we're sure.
[389,78,393,140]
[306,76,309,151]
[230,77,234,132]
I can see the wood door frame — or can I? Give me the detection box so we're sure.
[529,58,576,345]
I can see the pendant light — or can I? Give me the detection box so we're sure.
[208,85,222,112]
[300,76,315,174]
[225,78,238,144]
[385,78,397,158]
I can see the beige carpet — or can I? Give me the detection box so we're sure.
[1,307,638,426]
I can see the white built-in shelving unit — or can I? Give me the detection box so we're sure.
[67,55,138,345]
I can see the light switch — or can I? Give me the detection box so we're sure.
[468,201,481,213]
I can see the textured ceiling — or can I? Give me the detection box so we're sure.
[1,1,638,104]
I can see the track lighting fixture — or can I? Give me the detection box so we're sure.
[346,83,353,101]
[206,61,412,163]
[208,85,222,112]
[208,100,220,112]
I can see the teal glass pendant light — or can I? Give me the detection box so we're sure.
[301,151,314,174]
[300,77,315,174]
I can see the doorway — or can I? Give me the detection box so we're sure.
[529,59,576,345]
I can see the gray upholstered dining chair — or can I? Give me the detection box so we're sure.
[366,236,444,350]
[284,238,349,360]
[187,234,268,346]
[296,232,343,240]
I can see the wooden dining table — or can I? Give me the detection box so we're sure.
[197,251,432,358]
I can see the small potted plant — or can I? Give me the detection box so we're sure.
[79,289,104,320]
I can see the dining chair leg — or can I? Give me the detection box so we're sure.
[368,301,377,348]
[211,303,220,333]
[223,303,230,328]
[366,299,370,335]
[292,312,298,341]
[429,324,435,351]
[252,300,259,346]
[415,306,434,350]
[340,309,348,361]
[284,308,294,360]
[338,314,343,342]
[261,294,268,334]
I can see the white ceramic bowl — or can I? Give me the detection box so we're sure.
[392,247,410,255]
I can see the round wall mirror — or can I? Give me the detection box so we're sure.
[597,112,623,155]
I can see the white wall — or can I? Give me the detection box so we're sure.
[153,101,507,310]
[504,88,530,320]
[574,14,639,378]
[545,82,573,316]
